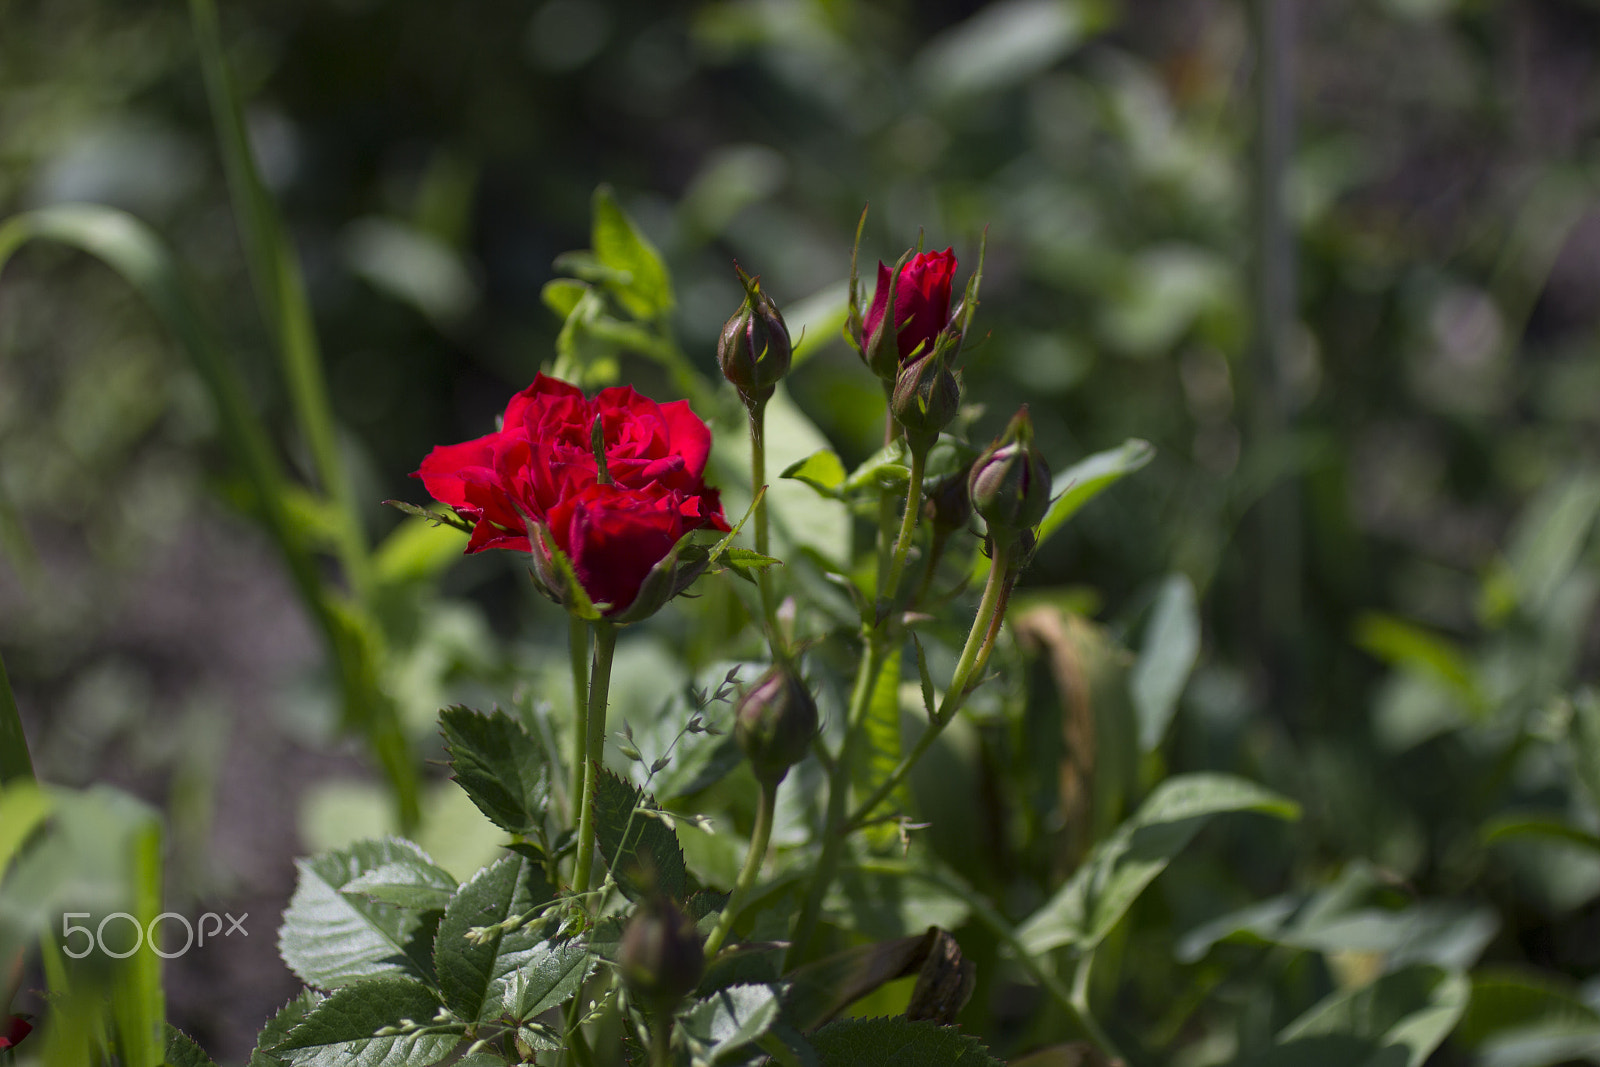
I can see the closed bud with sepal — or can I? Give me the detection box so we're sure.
[735,665,819,786]
[968,406,1052,538]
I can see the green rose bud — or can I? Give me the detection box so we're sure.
[891,351,962,456]
[619,898,705,1012]
[718,267,792,409]
[968,406,1052,537]
[735,666,819,786]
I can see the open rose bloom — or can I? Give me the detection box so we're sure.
[415,374,728,617]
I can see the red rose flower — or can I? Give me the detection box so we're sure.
[0,1014,31,1051]
[863,248,958,364]
[414,374,727,614]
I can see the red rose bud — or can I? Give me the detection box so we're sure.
[0,1014,31,1051]
[735,666,819,786]
[891,351,962,455]
[718,269,792,409]
[619,898,704,1011]
[861,248,957,382]
[968,407,1052,537]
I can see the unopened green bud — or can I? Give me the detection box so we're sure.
[891,353,961,455]
[735,666,818,786]
[924,468,972,532]
[968,406,1051,537]
[718,268,792,409]
[619,898,704,1011]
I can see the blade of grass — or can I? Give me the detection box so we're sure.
[0,649,33,786]
[0,206,419,829]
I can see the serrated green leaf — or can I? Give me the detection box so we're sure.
[781,450,848,499]
[681,984,782,1064]
[593,767,688,901]
[809,1016,1003,1066]
[434,852,557,1023]
[591,185,673,320]
[1016,774,1300,955]
[1035,439,1155,549]
[720,548,782,571]
[1278,966,1469,1067]
[342,859,460,912]
[1130,573,1200,753]
[440,706,554,838]
[275,976,460,1067]
[278,839,443,989]
[250,991,324,1067]
[164,1025,219,1067]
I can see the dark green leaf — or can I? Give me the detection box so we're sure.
[275,977,460,1067]
[164,1025,219,1067]
[278,839,443,988]
[1277,966,1469,1067]
[249,991,324,1067]
[440,706,554,838]
[1016,774,1300,954]
[434,852,558,1024]
[342,859,459,911]
[593,766,688,901]
[808,1016,1003,1067]
[680,984,782,1064]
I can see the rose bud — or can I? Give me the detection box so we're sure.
[735,666,819,786]
[860,248,957,384]
[718,268,792,409]
[968,406,1052,537]
[891,351,961,456]
[0,1014,31,1051]
[924,467,973,533]
[619,898,705,1012]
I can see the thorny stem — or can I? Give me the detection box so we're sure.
[703,777,779,957]
[573,621,618,897]
[844,534,1013,833]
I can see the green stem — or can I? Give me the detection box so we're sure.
[844,536,1012,833]
[0,651,33,786]
[650,1010,673,1067]
[786,634,890,967]
[911,524,951,608]
[880,446,926,612]
[568,615,590,826]
[1070,947,1127,1065]
[703,778,778,957]
[573,621,617,896]
[749,397,784,656]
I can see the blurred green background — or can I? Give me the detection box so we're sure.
[5,0,1600,1061]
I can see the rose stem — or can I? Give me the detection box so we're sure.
[650,1010,673,1067]
[844,533,1014,834]
[702,776,779,958]
[749,395,784,656]
[911,524,952,608]
[565,615,590,825]
[880,444,926,612]
[572,620,617,898]
[785,631,890,967]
